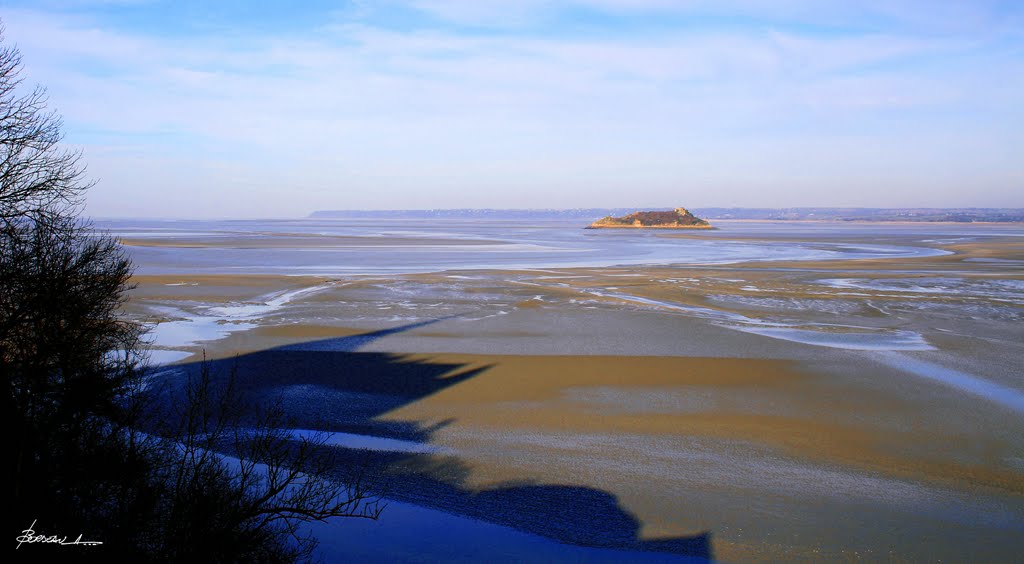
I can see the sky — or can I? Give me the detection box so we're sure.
[1,0,1022,218]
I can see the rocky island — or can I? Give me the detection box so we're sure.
[586,207,714,229]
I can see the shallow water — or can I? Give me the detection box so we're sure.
[102,218,957,275]
[144,284,333,349]
[124,217,1024,561]
[145,349,194,365]
[819,277,1024,304]
[571,287,936,351]
[876,352,1024,413]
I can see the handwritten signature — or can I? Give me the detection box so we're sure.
[16,520,103,549]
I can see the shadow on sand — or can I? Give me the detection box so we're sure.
[149,318,713,560]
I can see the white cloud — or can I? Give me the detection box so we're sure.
[404,0,1022,36]
[1,4,1020,216]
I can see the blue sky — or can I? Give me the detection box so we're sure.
[2,1,1022,217]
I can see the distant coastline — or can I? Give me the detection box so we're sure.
[709,218,1024,226]
[310,207,1024,223]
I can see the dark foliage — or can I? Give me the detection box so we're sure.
[141,360,383,562]
[2,24,380,561]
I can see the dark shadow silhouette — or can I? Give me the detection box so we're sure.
[473,485,711,556]
[148,318,714,561]
[274,316,457,353]
[315,448,713,560]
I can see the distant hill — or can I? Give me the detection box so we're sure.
[310,207,1024,223]
[692,208,1024,223]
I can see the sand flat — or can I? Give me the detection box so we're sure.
[126,223,1024,561]
[376,353,1023,491]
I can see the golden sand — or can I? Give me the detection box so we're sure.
[126,233,1024,561]
[377,354,1024,494]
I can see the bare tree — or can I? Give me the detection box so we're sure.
[145,360,383,561]
[2,22,144,522]
[0,25,89,227]
[2,22,382,561]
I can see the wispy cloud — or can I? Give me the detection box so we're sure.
[1,1,1020,216]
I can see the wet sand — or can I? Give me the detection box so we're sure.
[127,227,1024,561]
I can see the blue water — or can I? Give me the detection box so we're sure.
[96,218,965,275]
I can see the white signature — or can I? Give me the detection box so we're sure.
[15,520,103,549]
